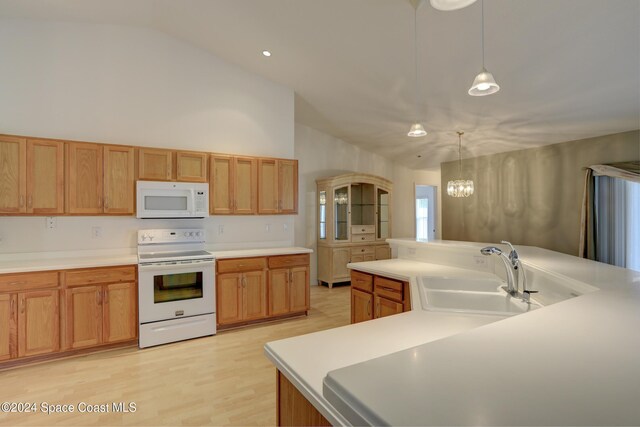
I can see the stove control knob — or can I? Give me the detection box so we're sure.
[183,232,189,237]
[141,234,147,241]
[189,232,195,237]
[196,231,203,237]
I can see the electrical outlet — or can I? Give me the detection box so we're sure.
[265,224,271,232]
[218,225,224,235]
[283,223,288,232]
[91,226,102,239]
[46,217,57,229]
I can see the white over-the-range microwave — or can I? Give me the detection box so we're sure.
[136,181,209,219]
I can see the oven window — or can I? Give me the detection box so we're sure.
[145,195,188,211]
[154,272,203,303]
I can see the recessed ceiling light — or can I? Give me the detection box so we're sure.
[262,50,272,57]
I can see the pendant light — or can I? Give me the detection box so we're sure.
[447,131,474,197]
[468,0,500,96]
[430,0,477,11]
[408,1,427,137]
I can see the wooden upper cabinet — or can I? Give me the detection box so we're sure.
[258,158,298,215]
[176,151,208,182]
[0,135,27,214]
[258,158,278,214]
[234,157,257,214]
[103,145,135,214]
[26,139,64,214]
[210,155,234,214]
[138,148,172,181]
[67,142,104,214]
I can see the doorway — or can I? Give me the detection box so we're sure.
[415,185,437,241]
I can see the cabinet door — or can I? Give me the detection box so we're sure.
[67,142,104,214]
[0,135,26,214]
[103,145,135,214]
[0,294,17,361]
[176,151,208,182]
[258,158,278,214]
[26,139,64,214]
[103,282,137,343]
[243,270,267,321]
[18,290,60,357]
[216,273,242,325]
[375,295,404,319]
[66,285,102,349]
[332,248,351,280]
[268,269,289,316]
[351,254,364,263]
[351,289,373,324]
[234,157,257,214]
[210,155,234,214]
[138,148,172,181]
[278,159,297,214]
[289,266,309,313]
[375,246,391,260]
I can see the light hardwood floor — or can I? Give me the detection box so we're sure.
[0,285,350,427]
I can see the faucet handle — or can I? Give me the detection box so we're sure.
[501,240,518,260]
[522,289,538,303]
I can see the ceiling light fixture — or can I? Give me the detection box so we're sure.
[262,50,272,57]
[468,0,500,96]
[408,1,427,138]
[447,131,474,197]
[430,0,478,11]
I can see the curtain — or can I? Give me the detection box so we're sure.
[579,161,640,261]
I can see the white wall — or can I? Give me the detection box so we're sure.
[0,19,295,254]
[294,123,442,284]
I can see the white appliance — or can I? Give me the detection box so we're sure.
[136,181,209,219]
[137,228,216,348]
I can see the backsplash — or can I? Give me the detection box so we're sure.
[0,215,294,254]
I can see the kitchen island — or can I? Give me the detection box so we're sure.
[264,239,640,426]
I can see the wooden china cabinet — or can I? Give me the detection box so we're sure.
[316,173,392,287]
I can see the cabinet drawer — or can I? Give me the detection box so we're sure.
[351,246,374,256]
[268,254,310,269]
[351,270,373,293]
[352,234,375,243]
[374,276,404,302]
[0,271,59,292]
[217,257,267,273]
[64,266,136,287]
[351,225,375,235]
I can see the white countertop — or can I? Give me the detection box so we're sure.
[0,246,312,274]
[265,241,640,426]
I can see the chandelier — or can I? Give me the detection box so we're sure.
[447,131,474,197]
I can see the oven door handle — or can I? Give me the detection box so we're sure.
[138,260,215,272]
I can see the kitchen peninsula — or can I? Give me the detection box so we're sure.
[265,239,640,426]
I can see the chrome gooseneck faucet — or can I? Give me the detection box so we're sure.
[480,241,536,302]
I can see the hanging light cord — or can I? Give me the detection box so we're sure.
[481,0,485,69]
[457,131,464,178]
[413,6,419,122]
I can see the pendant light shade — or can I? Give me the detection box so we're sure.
[468,0,500,97]
[408,123,427,137]
[468,68,500,96]
[447,131,474,198]
[430,0,478,11]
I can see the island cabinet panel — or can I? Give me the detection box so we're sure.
[350,270,410,324]
[103,145,135,214]
[0,135,26,214]
[277,370,331,427]
[0,294,17,361]
[18,290,60,357]
[67,142,104,214]
[138,148,173,181]
[176,151,208,182]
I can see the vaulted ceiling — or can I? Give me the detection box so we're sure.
[1,0,638,169]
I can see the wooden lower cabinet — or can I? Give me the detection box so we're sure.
[277,370,331,427]
[216,270,267,326]
[318,243,391,288]
[0,294,17,361]
[18,290,60,357]
[66,281,137,350]
[350,270,410,324]
[217,254,310,329]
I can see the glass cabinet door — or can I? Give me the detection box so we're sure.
[334,186,349,241]
[319,191,327,240]
[377,188,390,239]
